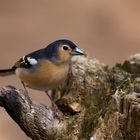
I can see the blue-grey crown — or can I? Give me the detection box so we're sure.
[25,39,77,61]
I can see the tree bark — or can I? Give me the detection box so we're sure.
[0,55,140,140]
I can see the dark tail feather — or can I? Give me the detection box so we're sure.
[0,68,15,76]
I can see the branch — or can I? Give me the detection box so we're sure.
[0,85,65,140]
[92,54,140,140]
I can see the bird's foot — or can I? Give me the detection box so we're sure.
[45,91,64,119]
[52,101,64,119]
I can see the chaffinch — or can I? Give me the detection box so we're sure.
[0,39,85,94]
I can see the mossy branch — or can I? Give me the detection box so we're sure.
[0,55,140,140]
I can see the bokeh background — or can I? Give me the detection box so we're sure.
[0,0,140,139]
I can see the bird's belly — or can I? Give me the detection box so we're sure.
[15,64,69,91]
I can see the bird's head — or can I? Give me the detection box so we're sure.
[46,39,85,63]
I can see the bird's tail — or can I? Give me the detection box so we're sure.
[0,68,15,76]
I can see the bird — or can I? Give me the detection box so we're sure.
[0,39,85,102]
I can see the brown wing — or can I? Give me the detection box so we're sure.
[12,56,32,69]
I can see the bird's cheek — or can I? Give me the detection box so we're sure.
[58,51,70,62]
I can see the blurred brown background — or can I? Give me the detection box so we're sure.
[0,0,140,139]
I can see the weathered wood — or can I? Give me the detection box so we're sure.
[0,55,140,140]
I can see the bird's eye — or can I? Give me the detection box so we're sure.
[63,46,69,51]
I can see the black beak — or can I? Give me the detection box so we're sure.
[71,47,85,55]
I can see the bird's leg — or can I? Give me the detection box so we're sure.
[21,81,28,93]
[45,91,64,118]
[45,90,57,108]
